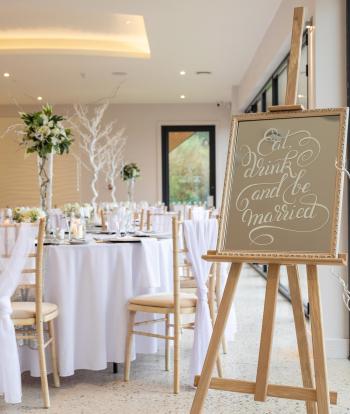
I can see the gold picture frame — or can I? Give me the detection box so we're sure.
[217,108,348,260]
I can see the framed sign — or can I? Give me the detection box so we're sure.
[218,108,348,259]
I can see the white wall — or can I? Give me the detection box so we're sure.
[313,0,349,358]
[234,0,349,358]
[0,103,232,207]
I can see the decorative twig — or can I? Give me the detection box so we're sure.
[68,100,126,204]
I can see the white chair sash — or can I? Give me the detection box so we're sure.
[191,206,209,220]
[152,214,173,233]
[0,224,37,404]
[183,218,218,381]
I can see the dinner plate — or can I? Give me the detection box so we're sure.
[69,239,89,245]
[94,237,141,244]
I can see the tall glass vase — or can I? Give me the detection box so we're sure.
[37,152,53,212]
[126,178,135,203]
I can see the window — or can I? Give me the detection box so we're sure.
[245,31,308,113]
[265,83,273,108]
[277,65,288,104]
[297,44,308,108]
[161,125,216,207]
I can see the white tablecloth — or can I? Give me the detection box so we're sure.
[18,238,173,377]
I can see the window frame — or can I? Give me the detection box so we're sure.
[245,30,308,113]
[161,125,216,207]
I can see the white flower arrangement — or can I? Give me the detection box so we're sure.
[19,104,73,157]
[62,203,94,219]
[12,207,46,223]
[62,203,81,217]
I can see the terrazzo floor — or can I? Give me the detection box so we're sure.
[1,265,350,413]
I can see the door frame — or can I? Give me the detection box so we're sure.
[346,0,350,360]
[161,125,216,207]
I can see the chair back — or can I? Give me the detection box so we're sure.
[188,206,210,220]
[171,216,196,310]
[134,208,145,231]
[147,211,179,232]
[1,218,46,318]
[100,209,107,230]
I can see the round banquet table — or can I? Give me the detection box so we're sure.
[18,237,173,377]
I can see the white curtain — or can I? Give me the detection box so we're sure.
[0,224,37,403]
[183,218,218,381]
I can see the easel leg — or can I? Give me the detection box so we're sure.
[216,264,228,354]
[307,265,330,414]
[254,264,280,401]
[287,265,317,414]
[208,269,223,377]
[190,262,242,414]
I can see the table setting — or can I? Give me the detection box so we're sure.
[0,104,234,407]
[2,204,173,379]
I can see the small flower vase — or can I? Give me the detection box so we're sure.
[37,152,53,212]
[126,178,135,203]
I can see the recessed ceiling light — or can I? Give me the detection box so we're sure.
[180,70,186,76]
[180,95,186,99]
[3,72,10,77]
[37,96,43,101]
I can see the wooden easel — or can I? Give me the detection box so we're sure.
[190,7,346,414]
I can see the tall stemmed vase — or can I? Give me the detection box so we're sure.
[18,104,72,213]
[37,152,53,212]
[121,163,140,204]
[127,177,135,203]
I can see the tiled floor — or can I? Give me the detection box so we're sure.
[1,265,350,413]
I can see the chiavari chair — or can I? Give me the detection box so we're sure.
[124,216,222,393]
[145,210,179,232]
[6,218,60,408]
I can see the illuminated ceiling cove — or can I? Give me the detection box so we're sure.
[0,13,150,58]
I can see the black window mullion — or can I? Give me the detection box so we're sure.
[161,125,216,207]
[272,76,279,105]
[262,91,267,112]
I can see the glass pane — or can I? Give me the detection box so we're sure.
[265,85,273,109]
[278,66,287,104]
[297,44,308,108]
[256,99,262,112]
[168,131,210,204]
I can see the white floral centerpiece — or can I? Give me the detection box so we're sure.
[62,203,81,217]
[62,203,93,220]
[121,163,140,203]
[19,104,73,211]
[12,207,45,223]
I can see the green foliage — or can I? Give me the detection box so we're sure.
[19,104,73,158]
[169,132,210,204]
[121,162,141,181]
[13,207,45,223]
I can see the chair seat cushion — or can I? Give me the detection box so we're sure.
[11,302,58,320]
[129,292,197,308]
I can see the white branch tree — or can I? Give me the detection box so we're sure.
[104,127,126,202]
[68,101,126,204]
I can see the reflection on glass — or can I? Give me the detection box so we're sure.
[278,65,288,104]
[168,131,210,204]
[256,100,262,112]
[265,85,273,109]
[297,45,308,108]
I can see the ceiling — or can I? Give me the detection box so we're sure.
[0,0,282,105]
